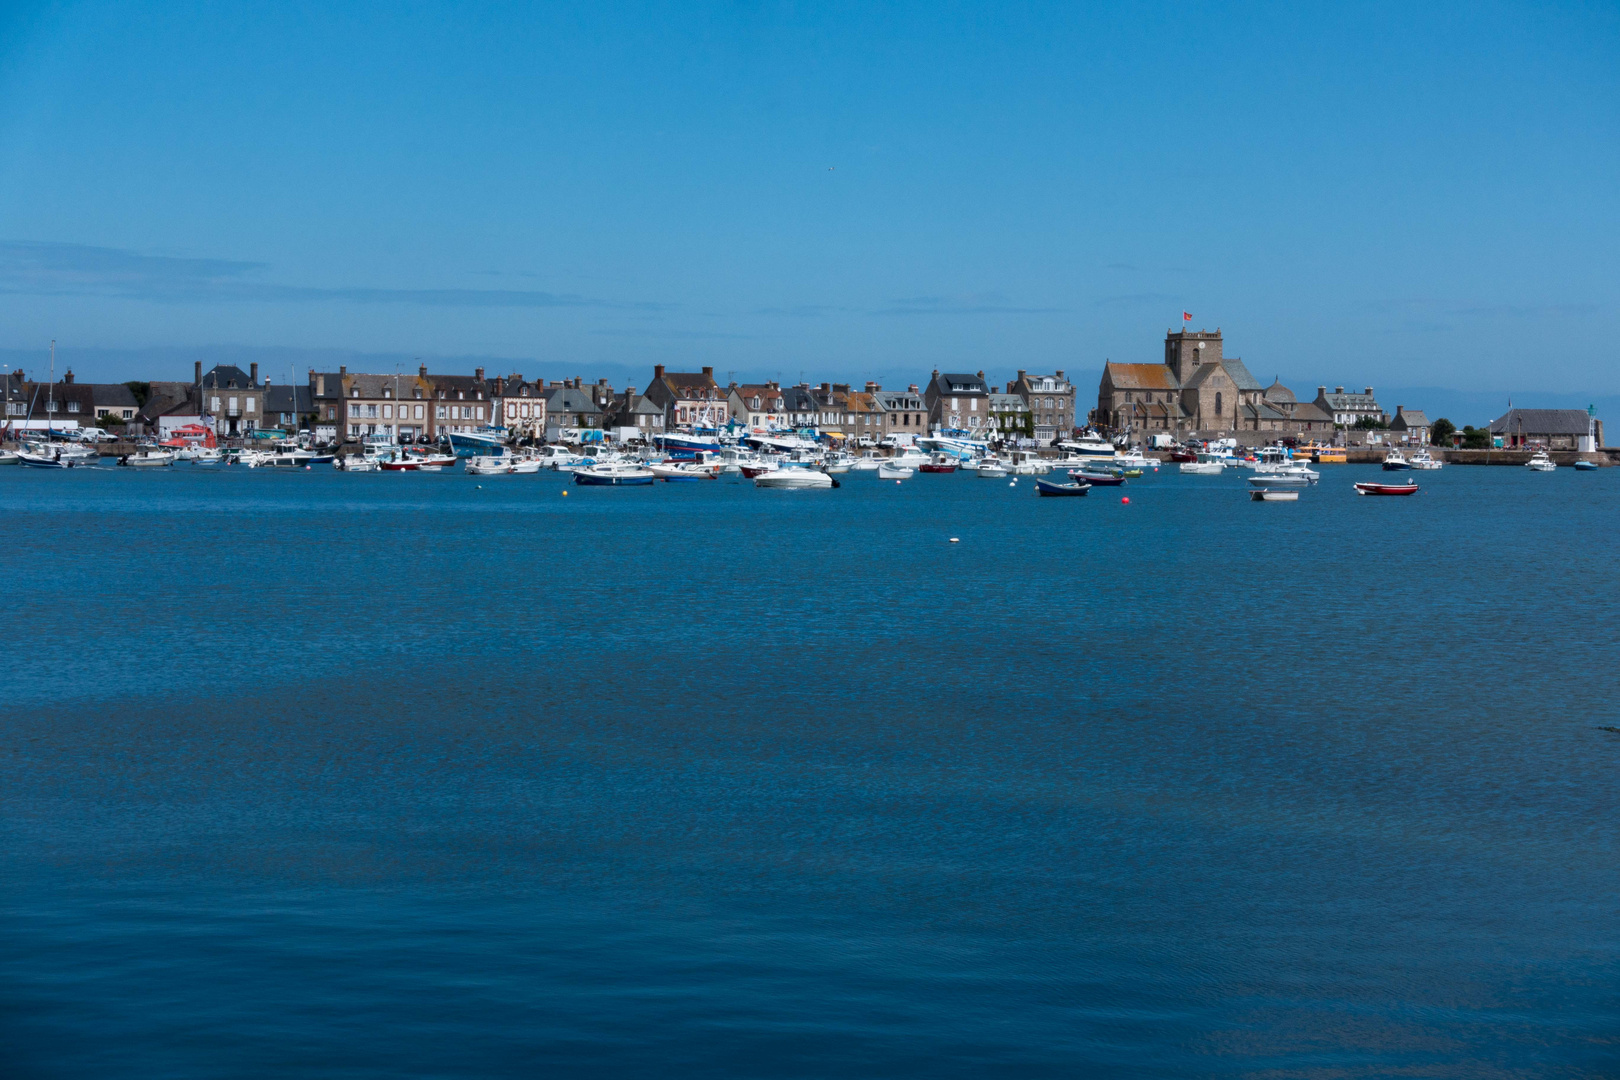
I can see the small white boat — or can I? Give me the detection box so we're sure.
[1409,449,1443,470]
[1250,489,1299,501]
[338,456,380,472]
[877,462,915,480]
[974,460,1009,478]
[17,450,77,468]
[1382,449,1412,471]
[649,461,719,481]
[1179,453,1225,475]
[1525,451,1556,472]
[466,456,519,476]
[0,451,18,466]
[850,452,885,472]
[120,450,175,468]
[754,469,834,489]
[573,462,656,486]
[1247,473,1313,488]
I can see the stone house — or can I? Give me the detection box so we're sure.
[1312,386,1385,428]
[728,382,787,430]
[778,384,819,429]
[341,370,435,443]
[543,381,605,436]
[428,371,493,441]
[1260,380,1335,434]
[1387,406,1431,445]
[872,385,927,442]
[843,389,884,443]
[603,389,665,440]
[924,371,991,434]
[262,384,314,433]
[642,365,728,429]
[492,374,548,440]
[988,391,1032,440]
[1007,370,1075,444]
[198,364,263,436]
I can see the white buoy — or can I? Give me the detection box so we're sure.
[476,485,482,489]
[949,537,959,543]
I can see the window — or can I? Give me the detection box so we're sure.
[1215,392,1223,416]
[325,406,335,420]
[349,424,360,436]
[383,405,393,419]
[352,389,359,398]
[476,406,484,420]
[436,405,447,420]
[366,404,378,418]
[67,401,80,413]
[246,397,255,412]
[970,399,978,412]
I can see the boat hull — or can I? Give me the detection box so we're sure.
[1354,482,1419,496]
[1035,478,1090,497]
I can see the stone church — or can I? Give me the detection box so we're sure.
[1094,329,1332,437]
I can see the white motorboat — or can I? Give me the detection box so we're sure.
[1409,449,1443,470]
[1250,488,1299,501]
[649,461,719,481]
[119,450,175,467]
[337,455,380,472]
[466,456,519,476]
[1004,450,1051,476]
[1525,451,1556,472]
[1247,473,1314,488]
[754,469,834,489]
[1381,449,1412,471]
[1113,448,1152,470]
[974,460,1009,478]
[821,452,855,475]
[17,449,78,468]
[0,451,18,466]
[888,448,929,468]
[877,462,915,480]
[850,452,885,472]
[573,462,656,486]
[534,445,586,470]
[1056,432,1116,457]
[1179,453,1225,475]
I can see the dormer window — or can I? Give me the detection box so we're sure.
[351,389,359,398]
[457,391,464,400]
[384,387,392,398]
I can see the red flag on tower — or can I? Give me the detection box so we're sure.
[1182,311,1193,321]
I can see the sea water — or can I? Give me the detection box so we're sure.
[2,462,1616,1077]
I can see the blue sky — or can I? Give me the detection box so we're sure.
[0,1,1615,418]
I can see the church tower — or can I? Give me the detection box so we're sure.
[1165,328,1222,386]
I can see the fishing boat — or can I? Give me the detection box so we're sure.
[1070,468,1124,486]
[447,427,509,456]
[654,431,725,460]
[1354,481,1419,496]
[1524,451,1556,472]
[754,469,834,489]
[1573,459,1599,472]
[1035,477,1091,497]
[1250,489,1299,501]
[877,462,915,480]
[1168,447,1198,463]
[1381,449,1413,471]
[573,462,656,486]
[919,452,958,474]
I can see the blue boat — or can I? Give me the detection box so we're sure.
[1035,478,1091,497]
[573,463,656,486]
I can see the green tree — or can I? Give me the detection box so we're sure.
[124,381,151,407]
[1353,415,1388,430]
[1430,417,1456,443]
[1460,425,1491,449]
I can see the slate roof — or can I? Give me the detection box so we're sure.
[931,372,989,395]
[1289,401,1333,424]
[874,390,923,411]
[1222,359,1263,392]
[1104,363,1178,390]
[264,385,314,414]
[545,386,603,416]
[653,370,722,399]
[989,393,1028,412]
[1263,378,1296,403]
[200,364,255,390]
[733,384,786,409]
[88,383,140,408]
[1319,387,1381,411]
[1389,407,1429,430]
[1488,408,1591,436]
[779,386,818,413]
[1242,401,1288,422]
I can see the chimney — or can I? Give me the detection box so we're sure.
[702,366,713,378]
[420,363,428,378]
[909,383,919,393]
[316,374,326,397]
[1365,387,1373,396]
[1056,369,1064,379]
[866,381,879,392]
[63,368,74,384]
[340,365,347,377]
[194,360,202,385]
[654,364,665,379]
[475,367,485,381]
[250,362,258,384]
[1016,369,1026,381]
[820,382,830,392]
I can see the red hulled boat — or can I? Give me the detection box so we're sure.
[1354,481,1419,496]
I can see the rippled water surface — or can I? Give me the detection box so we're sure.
[3,462,1617,1077]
